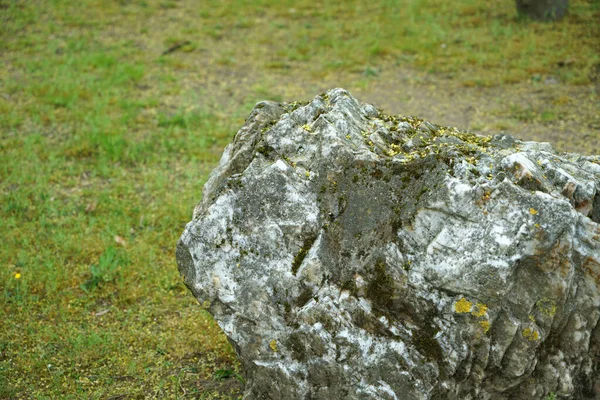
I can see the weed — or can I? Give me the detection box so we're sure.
[364,66,380,77]
[510,104,537,122]
[214,368,246,384]
[80,246,126,293]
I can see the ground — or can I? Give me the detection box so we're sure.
[0,0,598,398]
[202,62,599,154]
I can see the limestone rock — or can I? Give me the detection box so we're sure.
[177,88,600,399]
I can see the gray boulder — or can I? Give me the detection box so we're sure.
[177,88,600,399]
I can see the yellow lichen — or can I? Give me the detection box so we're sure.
[269,339,278,352]
[471,303,488,317]
[536,298,557,317]
[454,297,473,313]
[522,328,540,341]
[529,208,539,215]
[479,320,490,333]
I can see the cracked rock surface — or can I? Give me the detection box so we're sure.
[177,88,600,399]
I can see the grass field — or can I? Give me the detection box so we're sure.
[1,0,598,398]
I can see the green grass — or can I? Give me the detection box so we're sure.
[1,0,598,398]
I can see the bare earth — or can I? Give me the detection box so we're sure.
[190,61,599,156]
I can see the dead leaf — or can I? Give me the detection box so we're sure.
[114,235,127,247]
[85,201,98,213]
[93,308,110,317]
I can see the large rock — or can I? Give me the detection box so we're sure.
[176,88,600,399]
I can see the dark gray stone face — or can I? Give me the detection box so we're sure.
[177,88,600,400]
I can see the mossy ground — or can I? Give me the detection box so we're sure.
[1,0,598,398]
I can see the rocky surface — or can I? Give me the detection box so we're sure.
[177,88,600,399]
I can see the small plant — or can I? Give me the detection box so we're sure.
[546,393,557,400]
[364,66,379,77]
[80,246,125,293]
[509,104,536,123]
[214,368,245,384]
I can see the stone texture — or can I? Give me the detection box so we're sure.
[176,88,600,399]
